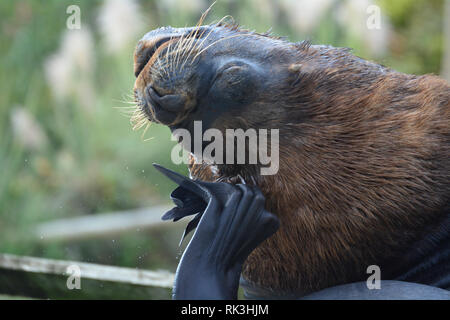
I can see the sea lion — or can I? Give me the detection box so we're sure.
[132,22,450,297]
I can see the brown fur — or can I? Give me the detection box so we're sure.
[188,45,450,295]
[134,25,450,296]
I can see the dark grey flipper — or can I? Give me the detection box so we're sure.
[154,164,280,300]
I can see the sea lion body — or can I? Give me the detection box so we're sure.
[133,23,450,297]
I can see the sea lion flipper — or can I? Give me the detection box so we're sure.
[178,213,202,246]
[153,163,207,221]
[161,186,207,222]
[171,182,280,299]
[154,164,212,245]
[153,163,210,200]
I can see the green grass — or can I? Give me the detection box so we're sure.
[0,0,445,286]
[0,0,186,270]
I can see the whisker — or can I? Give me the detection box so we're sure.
[181,27,215,71]
[191,33,255,64]
[131,117,148,131]
[140,121,151,140]
[174,31,186,71]
[113,100,138,105]
[211,15,235,27]
[177,3,217,71]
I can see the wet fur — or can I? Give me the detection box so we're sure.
[133,20,450,296]
[188,40,450,295]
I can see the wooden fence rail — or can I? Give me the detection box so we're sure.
[0,253,174,299]
[34,205,174,242]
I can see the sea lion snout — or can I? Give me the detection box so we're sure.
[133,24,290,131]
[133,26,208,126]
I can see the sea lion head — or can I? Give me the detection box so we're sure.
[132,20,450,296]
[133,23,302,135]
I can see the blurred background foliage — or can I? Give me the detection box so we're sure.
[0,0,448,277]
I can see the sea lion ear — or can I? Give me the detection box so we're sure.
[288,63,306,87]
[288,63,303,73]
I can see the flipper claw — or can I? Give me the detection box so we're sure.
[153,163,208,245]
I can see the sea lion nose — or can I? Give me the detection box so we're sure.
[134,36,180,78]
[147,85,187,113]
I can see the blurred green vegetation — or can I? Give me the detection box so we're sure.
[0,0,447,283]
[0,0,182,271]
